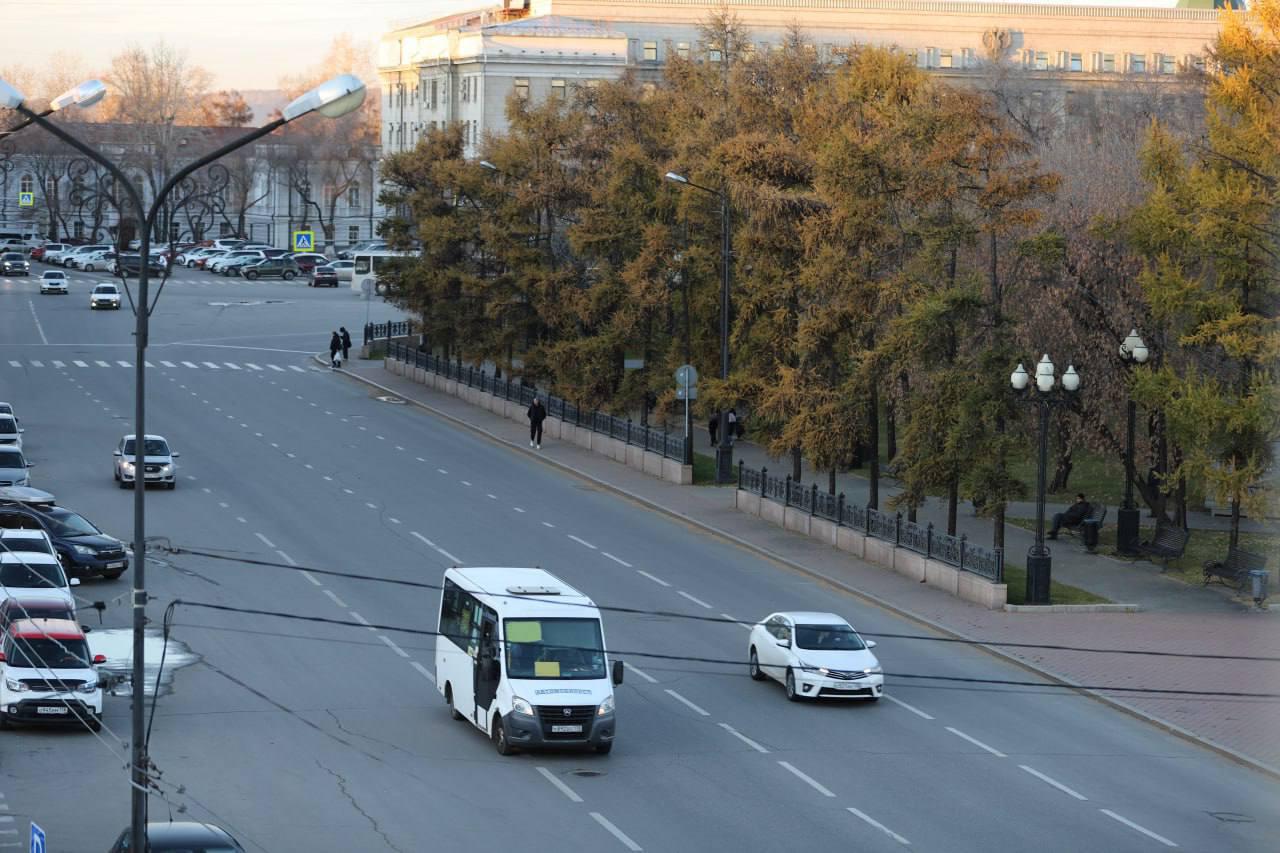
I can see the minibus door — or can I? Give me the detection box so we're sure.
[474,608,500,724]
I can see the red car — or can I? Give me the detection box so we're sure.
[287,252,329,274]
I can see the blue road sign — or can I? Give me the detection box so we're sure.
[30,822,45,853]
[18,191,34,208]
[292,230,314,252]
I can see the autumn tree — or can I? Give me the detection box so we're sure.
[196,90,254,127]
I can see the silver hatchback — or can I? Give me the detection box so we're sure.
[113,434,179,489]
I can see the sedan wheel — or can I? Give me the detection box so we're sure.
[84,264,94,272]
[785,668,803,702]
[283,271,295,280]
[749,648,766,681]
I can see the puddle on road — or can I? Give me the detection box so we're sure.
[88,629,200,697]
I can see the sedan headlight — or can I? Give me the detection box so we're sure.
[597,695,615,717]
[863,666,883,675]
[511,696,534,717]
[76,679,98,694]
[4,678,28,692]
[797,661,826,674]
[72,544,96,556]
[121,461,135,471]
[159,463,173,473]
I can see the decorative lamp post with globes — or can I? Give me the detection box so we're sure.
[1116,330,1150,555]
[1011,354,1081,604]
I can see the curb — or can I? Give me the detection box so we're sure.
[322,354,1280,783]
[1003,603,1141,613]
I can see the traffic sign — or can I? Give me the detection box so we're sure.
[30,822,45,853]
[675,385,697,400]
[675,364,698,387]
[292,230,314,252]
[18,191,34,208]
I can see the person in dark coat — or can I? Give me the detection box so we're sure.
[527,397,547,448]
[1048,493,1091,539]
[339,326,352,362]
[708,411,720,447]
[328,331,342,368]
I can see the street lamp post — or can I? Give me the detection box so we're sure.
[1011,355,1081,605]
[665,170,734,483]
[2,73,366,852]
[1116,329,1150,556]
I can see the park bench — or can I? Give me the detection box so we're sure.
[1137,521,1191,571]
[1062,504,1107,553]
[1203,545,1267,591]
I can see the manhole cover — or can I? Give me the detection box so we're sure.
[376,395,406,404]
[1207,812,1254,823]
[570,769,604,778]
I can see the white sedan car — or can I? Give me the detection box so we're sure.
[113,433,179,489]
[748,611,883,701]
[39,270,69,294]
[90,283,122,309]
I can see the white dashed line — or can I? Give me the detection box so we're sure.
[1019,765,1087,801]
[1098,810,1178,847]
[602,552,632,567]
[323,476,333,481]
[365,502,377,509]
[720,613,753,630]
[623,662,658,684]
[409,661,436,683]
[343,488,354,494]
[486,493,498,500]
[410,531,462,564]
[116,360,131,367]
[223,362,241,370]
[269,364,285,372]
[945,727,1006,758]
[161,360,176,368]
[246,363,262,371]
[664,689,710,716]
[884,695,934,720]
[677,590,712,609]
[218,502,229,509]
[289,365,306,372]
[415,457,426,462]
[378,635,410,658]
[322,589,348,608]
[95,360,110,367]
[254,533,276,548]
[202,362,220,369]
[541,521,554,528]
[718,722,769,753]
[299,571,323,587]
[590,813,643,852]
[52,360,65,368]
[636,570,671,587]
[459,479,470,486]
[395,445,405,451]
[182,361,198,368]
[777,761,836,797]
[235,517,248,524]
[437,468,448,474]
[349,612,376,631]
[73,360,89,367]
[513,507,525,513]
[30,360,42,368]
[847,807,911,846]
[376,435,385,440]
[275,550,297,566]
[535,767,584,803]
[389,518,401,525]
[567,534,597,550]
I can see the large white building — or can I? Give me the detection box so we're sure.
[378,0,1227,156]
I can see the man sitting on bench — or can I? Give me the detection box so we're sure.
[1048,494,1092,540]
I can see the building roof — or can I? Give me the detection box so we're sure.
[481,14,627,38]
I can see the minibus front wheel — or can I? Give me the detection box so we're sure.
[493,714,517,756]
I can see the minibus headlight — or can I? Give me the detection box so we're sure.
[511,696,534,717]
[597,695,614,717]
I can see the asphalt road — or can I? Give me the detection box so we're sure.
[1,264,1277,852]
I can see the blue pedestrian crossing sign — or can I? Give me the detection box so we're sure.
[30,822,45,853]
[292,230,314,252]
[18,191,34,207]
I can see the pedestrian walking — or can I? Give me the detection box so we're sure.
[328,331,342,368]
[339,326,352,362]
[527,397,547,449]
[708,411,720,447]
[727,408,741,442]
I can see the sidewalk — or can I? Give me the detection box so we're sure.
[338,356,1280,776]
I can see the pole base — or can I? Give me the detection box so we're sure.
[1115,507,1141,556]
[1025,551,1052,605]
[715,445,734,484]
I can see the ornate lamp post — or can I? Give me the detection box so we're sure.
[1011,354,1081,604]
[1116,329,1150,555]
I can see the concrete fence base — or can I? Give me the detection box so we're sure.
[384,358,692,486]
[734,489,1008,609]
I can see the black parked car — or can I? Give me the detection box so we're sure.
[240,257,300,280]
[309,264,339,287]
[108,822,246,852]
[113,253,165,276]
[0,489,129,580]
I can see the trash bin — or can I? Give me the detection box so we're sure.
[1248,569,1270,607]
[1082,520,1100,552]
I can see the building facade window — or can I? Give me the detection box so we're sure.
[1101,53,1116,72]
[938,49,953,69]
[1069,53,1082,72]
[514,78,530,100]
[348,184,360,211]
[348,225,360,244]
[1160,54,1177,74]
[73,221,85,239]
[1034,51,1049,70]
[551,79,566,99]
[643,41,657,62]
[708,42,722,63]
[1130,54,1146,73]
[19,174,33,195]
[676,42,690,60]
[430,79,438,110]
[461,77,470,102]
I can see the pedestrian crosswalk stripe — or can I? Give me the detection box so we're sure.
[29,360,42,368]
[52,360,64,368]
[268,365,285,372]
[182,361,198,368]
[95,360,110,367]
[116,360,131,367]
[6,358,302,373]
[6,361,19,368]
[288,365,306,372]
[202,362,220,369]
[161,361,176,368]
[73,360,88,367]
[224,362,241,370]
[144,361,155,368]
[246,363,262,370]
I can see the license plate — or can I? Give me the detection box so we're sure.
[833,682,860,690]
[37,706,68,715]
[106,562,125,569]
[551,724,582,733]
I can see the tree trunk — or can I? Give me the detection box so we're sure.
[791,447,801,482]
[885,400,897,462]
[828,468,836,496]
[947,476,959,536]
[1049,448,1074,494]
[868,383,880,510]
[1229,497,1241,549]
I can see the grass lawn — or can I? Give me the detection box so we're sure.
[693,451,731,485]
[1001,559,1111,605]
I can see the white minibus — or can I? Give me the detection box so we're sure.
[436,566,622,755]
[351,249,412,296]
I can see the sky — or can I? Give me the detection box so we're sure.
[7,0,1192,90]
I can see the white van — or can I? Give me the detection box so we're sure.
[436,566,622,755]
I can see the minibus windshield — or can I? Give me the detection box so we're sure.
[504,618,606,680]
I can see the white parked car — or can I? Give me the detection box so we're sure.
[40,244,72,265]
[208,249,265,274]
[76,249,115,272]
[113,433,178,489]
[178,248,214,267]
[748,611,883,702]
[90,283,121,310]
[38,270,69,294]
[61,245,110,268]
[0,552,80,606]
[0,403,17,426]
[0,616,103,731]
[0,415,23,452]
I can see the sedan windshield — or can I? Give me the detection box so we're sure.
[794,624,866,651]
[42,272,65,279]
[0,451,25,468]
[504,618,606,680]
[3,253,22,261]
[0,419,16,434]
[123,439,169,456]
[0,561,66,590]
[5,638,89,669]
[45,508,100,537]
[93,285,117,294]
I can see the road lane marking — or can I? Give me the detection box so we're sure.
[535,767,583,803]
[777,761,835,797]
[202,362,220,369]
[513,507,525,513]
[486,493,498,500]
[378,635,410,658]
[160,360,176,367]
[95,360,110,367]
[395,445,404,451]
[275,550,296,566]
[52,360,65,368]
[590,813,642,852]
[410,661,436,683]
[602,552,631,567]
[1018,765,1087,801]
[677,590,712,609]
[254,533,276,549]
[342,488,354,494]
[366,502,377,509]
[182,361,198,368]
[568,534,597,550]
[224,362,241,370]
[664,689,710,716]
[884,695,934,720]
[847,807,911,846]
[145,361,155,368]
[1099,810,1178,847]
[28,299,48,345]
[410,531,462,564]
[721,613,753,630]
[218,502,230,509]
[268,364,285,372]
[389,517,401,524]
[541,521,555,528]
[322,589,348,608]
[299,571,323,587]
[459,479,470,485]
[246,363,262,370]
[236,517,248,524]
[73,360,88,367]
[289,365,306,372]
[623,662,657,683]
[349,611,376,631]
[116,360,131,367]
[718,722,768,753]
[375,434,385,440]
[29,360,42,368]
[945,727,1006,758]
[7,361,20,368]
[636,570,670,587]
[437,468,448,474]
[323,476,333,481]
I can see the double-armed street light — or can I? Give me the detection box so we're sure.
[1,72,366,852]
[1116,330,1150,555]
[1011,354,1081,604]
[664,170,734,483]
